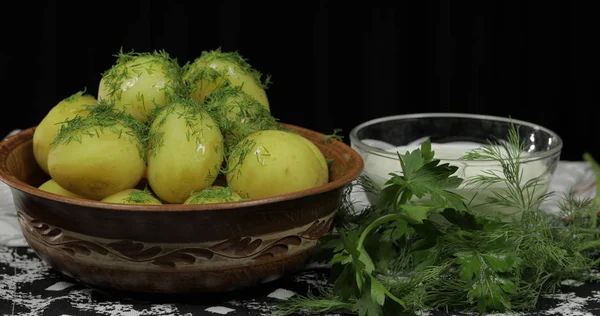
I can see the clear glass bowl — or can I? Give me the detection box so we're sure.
[349,113,563,219]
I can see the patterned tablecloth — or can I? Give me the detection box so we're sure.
[2,129,600,316]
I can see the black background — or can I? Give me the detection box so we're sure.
[0,1,595,161]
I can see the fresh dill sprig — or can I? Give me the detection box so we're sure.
[460,121,553,213]
[335,175,382,231]
[274,287,353,316]
[557,192,596,226]
[323,128,344,144]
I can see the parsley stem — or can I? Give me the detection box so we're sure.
[357,214,404,249]
[354,212,410,310]
[457,229,476,239]
[382,283,407,309]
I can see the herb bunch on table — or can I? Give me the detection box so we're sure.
[276,125,600,316]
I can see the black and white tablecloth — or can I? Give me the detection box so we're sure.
[3,129,600,316]
[0,245,340,316]
[3,245,600,316]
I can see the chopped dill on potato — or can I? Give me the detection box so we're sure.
[50,100,149,162]
[186,185,243,204]
[30,47,338,208]
[124,187,159,204]
[146,96,220,158]
[63,88,94,103]
[145,96,225,203]
[224,129,329,199]
[100,48,185,102]
[182,47,271,91]
[203,84,282,149]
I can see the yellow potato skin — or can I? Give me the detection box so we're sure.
[47,124,146,200]
[38,179,83,199]
[184,58,270,110]
[147,103,225,204]
[98,55,181,123]
[183,186,243,204]
[226,130,329,199]
[33,93,96,175]
[298,136,330,185]
[101,189,162,205]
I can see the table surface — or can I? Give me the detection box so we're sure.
[2,128,600,315]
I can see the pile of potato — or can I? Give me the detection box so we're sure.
[32,49,329,205]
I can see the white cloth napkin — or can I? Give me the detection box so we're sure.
[1,129,26,246]
[0,129,597,247]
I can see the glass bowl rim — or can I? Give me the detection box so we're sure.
[349,112,564,163]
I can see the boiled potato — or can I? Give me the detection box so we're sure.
[226,130,329,199]
[204,85,280,148]
[146,99,225,203]
[98,50,183,123]
[47,107,147,200]
[183,49,270,109]
[33,91,96,175]
[101,188,162,205]
[38,179,83,198]
[183,186,243,204]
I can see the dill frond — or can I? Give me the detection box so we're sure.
[274,286,354,316]
[461,121,552,213]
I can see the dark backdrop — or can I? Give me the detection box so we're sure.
[0,1,595,161]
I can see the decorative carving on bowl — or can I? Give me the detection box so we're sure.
[18,211,335,269]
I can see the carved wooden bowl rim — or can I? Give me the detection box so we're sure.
[0,123,364,212]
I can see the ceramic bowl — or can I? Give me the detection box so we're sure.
[0,123,363,294]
